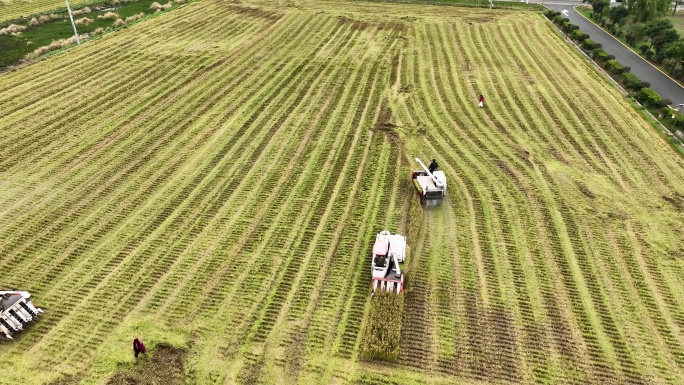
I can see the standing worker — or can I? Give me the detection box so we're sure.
[133,338,147,363]
[478,94,485,108]
[429,158,438,173]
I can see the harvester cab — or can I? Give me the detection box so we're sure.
[371,230,406,296]
[411,157,447,206]
[1,291,44,340]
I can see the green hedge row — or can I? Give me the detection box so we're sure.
[544,9,673,111]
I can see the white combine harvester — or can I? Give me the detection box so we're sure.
[1,291,43,340]
[371,230,406,296]
[411,157,447,206]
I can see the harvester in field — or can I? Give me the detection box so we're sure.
[411,157,447,206]
[1,291,44,340]
[371,230,406,296]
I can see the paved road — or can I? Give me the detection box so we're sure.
[542,0,684,106]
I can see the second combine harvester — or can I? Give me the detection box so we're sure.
[411,157,447,205]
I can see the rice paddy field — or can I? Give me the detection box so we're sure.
[1,0,684,384]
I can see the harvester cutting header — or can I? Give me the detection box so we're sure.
[411,157,447,205]
[1,291,43,340]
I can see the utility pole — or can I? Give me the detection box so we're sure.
[65,0,80,45]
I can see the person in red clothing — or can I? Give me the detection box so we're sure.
[478,94,485,108]
[133,338,147,363]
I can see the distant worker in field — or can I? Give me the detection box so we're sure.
[429,158,438,173]
[133,338,147,364]
[478,94,485,108]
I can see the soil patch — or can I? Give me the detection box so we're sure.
[106,344,186,385]
[663,194,684,211]
[47,373,83,385]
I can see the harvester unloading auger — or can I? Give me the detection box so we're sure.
[1,291,43,339]
[371,230,406,296]
[411,157,447,205]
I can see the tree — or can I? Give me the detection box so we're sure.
[592,0,611,21]
[643,17,674,38]
[625,21,646,46]
[643,19,678,55]
[626,0,671,22]
[652,27,679,55]
[609,6,630,25]
[664,39,684,71]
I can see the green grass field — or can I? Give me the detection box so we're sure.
[1,1,684,384]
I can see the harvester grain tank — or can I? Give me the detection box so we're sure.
[411,157,447,205]
[1,291,44,339]
[371,230,406,296]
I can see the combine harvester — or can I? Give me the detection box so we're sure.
[1,291,44,339]
[371,230,406,296]
[411,157,447,206]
